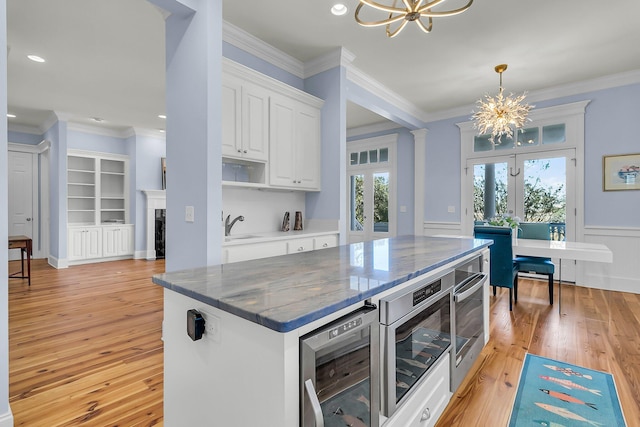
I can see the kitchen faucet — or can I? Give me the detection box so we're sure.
[225,214,244,236]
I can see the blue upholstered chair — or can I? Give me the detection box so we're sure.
[515,222,555,305]
[474,225,520,311]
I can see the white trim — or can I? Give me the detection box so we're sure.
[41,147,50,261]
[222,21,304,79]
[583,226,640,237]
[422,221,464,237]
[347,121,401,138]
[48,255,68,269]
[67,148,129,162]
[412,129,427,236]
[142,190,166,260]
[8,140,50,154]
[0,408,13,427]
[67,122,131,139]
[346,66,429,124]
[303,47,355,79]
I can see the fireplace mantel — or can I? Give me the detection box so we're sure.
[143,190,166,260]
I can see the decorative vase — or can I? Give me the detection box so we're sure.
[281,212,290,232]
[294,211,303,231]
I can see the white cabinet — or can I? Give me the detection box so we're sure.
[222,74,269,163]
[102,225,134,258]
[269,94,321,191]
[67,150,133,265]
[224,240,287,264]
[286,237,314,254]
[68,226,102,261]
[314,235,338,250]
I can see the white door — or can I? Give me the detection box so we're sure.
[8,151,34,261]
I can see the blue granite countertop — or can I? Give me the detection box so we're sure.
[152,235,490,332]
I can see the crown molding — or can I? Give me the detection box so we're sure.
[222,21,304,79]
[130,127,167,139]
[304,47,356,79]
[67,122,131,138]
[7,123,42,135]
[346,65,429,125]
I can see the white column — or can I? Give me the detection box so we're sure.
[412,129,427,236]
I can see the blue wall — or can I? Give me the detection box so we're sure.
[67,130,129,155]
[8,130,41,145]
[422,82,640,228]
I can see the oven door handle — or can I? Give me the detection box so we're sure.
[454,273,487,303]
[304,379,325,427]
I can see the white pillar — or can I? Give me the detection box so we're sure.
[412,129,427,236]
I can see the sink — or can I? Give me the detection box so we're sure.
[224,234,261,242]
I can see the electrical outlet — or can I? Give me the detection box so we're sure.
[200,309,221,343]
[185,206,195,222]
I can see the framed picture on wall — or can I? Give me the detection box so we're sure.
[603,153,640,191]
[161,157,167,190]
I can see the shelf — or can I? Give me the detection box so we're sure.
[101,209,125,212]
[222,181,269,189]
[68,182,95,186]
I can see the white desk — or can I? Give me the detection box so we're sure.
[512,239,613,314]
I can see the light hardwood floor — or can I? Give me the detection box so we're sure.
[8,259,640,426]
[9,258,165,426]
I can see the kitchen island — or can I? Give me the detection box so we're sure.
[153,235,490,426]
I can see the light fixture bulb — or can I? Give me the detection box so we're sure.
[7,113,17,118]
[331,3,348,16]
[27,54,45,63]
[158,114,166,119]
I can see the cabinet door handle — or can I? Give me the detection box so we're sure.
[322,243,328,248]
[237,149,242,153]
[243,149,247,153]
[298,246,304,251]
[304,379,324,427]
[420,408,431,421]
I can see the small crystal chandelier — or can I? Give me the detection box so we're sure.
[355,0,473,38]
[472,64,533,145]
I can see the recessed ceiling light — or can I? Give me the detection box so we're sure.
[158,114,166,119]
[7,113,17,118]
[158,129,165,133]
[90,117,104,123]
[331,3,348,16]
[27,54,46,63]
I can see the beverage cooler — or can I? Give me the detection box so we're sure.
[300,303,379,427]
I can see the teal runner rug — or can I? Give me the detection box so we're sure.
[509,354,626,426]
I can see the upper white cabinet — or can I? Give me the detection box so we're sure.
[269,95,321,191]
[222,74,269,163]
[222,59,323,191]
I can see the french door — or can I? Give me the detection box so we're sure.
[347,135,397,243]
[467,149,576,280]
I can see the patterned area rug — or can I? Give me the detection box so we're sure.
[509,354,626,427]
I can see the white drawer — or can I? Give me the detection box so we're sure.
[314,235,337,250]
[383,353,452,427]
[287,237,314,254]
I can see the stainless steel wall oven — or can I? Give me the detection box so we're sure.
[300,303,379,427]
[379,270,454,417]
[451,255,487,391]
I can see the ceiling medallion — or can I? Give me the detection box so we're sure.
[472,64,533,145]
[355,0,473,38]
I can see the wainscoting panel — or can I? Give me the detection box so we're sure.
[582,226,640,294]
[422,221,464,237]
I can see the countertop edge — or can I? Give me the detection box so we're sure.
[153,239,490,333]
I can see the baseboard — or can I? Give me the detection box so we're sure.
[0,407,14,427]
[134,250,147,260]
[47,255,68,269]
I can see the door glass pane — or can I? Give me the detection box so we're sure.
[373,172,389,233]
[350,174,364,232]
[516,127,539,147]
[350,152,358,166]
[379,148,389,162]
[473,135,493,152]
[369,150,378,163]
[542,124,566,144]
[473,162,508,221]
[523,157,566,240]
[494,136,515,150]
[359,151,368,164]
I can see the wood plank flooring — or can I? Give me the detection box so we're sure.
[8,258,165,427]
[436,279,640,426]
[9,259,640,426]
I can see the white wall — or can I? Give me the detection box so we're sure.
[222,188,305,235]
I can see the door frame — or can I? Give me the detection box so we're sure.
[8,141,51,259]
[346,134,398,243]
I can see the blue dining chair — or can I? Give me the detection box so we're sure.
[474,225,520,311]
[515,222,555,305]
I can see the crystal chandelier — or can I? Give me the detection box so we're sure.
[355,0,473,38]
[472,64,533,145]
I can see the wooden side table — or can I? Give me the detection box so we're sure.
[8,235,32,286]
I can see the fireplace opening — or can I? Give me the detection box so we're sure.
[155,209,166,259]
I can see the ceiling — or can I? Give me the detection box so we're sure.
[7,0,640,134]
